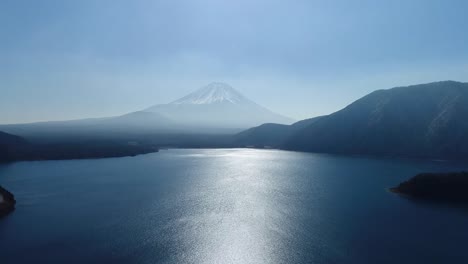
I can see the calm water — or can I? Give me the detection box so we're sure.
[1,149,468,264]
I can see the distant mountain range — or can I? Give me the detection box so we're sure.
[236,81,468,159]
[0,82,294,139]
[2,80,468,160]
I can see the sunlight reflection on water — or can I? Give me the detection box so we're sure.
[165,149,300,263]
[2,149,468,264]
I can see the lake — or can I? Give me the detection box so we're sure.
[1,149,468,264]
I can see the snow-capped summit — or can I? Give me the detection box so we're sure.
[144,82,295,131]
[170,82,248,105]
[0,82,295,136]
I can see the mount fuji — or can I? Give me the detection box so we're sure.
[0,82,294,138]
[144,82,294,130]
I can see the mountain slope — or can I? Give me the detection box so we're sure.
[169,82,247,105]
[0,130,160,162]
[234,116,324,147]
[0,111,175,141]
[284,81,468,158]
[0,131,29,162]
[145,82,294,130]
[98,111,177,131]
[0,131,27,146]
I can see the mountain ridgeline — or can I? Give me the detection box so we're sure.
[234,117,323,148]
[0,82,294,140]
[144,82,294,130]
[237,81,468,159]
[1,80,468,161]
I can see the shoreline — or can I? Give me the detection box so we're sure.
[0,147,159,164]
[390,172,468,204]
[0,186,16,217]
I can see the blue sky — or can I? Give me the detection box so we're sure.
[1,0,468,124]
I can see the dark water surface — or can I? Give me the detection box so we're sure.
[1,149,468,264]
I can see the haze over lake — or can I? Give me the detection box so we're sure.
[1,149,468,264]
[2,1,468,263]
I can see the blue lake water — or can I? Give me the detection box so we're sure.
[1,149,468,264]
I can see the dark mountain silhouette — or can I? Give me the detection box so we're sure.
[234,117,323,147]
[0,130,159,163]
[237,81,468,159]
[0,131,27,146]
[0,131,28,162]
[3,80,468,160]
[286,81,468,158]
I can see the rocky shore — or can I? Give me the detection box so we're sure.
[0,186,16,217]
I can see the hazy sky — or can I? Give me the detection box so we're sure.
[1,0,468,124]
